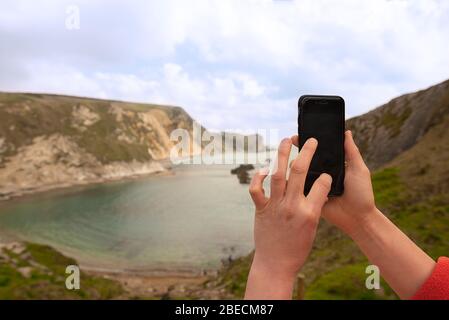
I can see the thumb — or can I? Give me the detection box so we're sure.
[345,130,366,169]
[306,173,332,213]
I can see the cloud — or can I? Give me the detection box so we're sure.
[2,60,290,136]
[1,0,449,143]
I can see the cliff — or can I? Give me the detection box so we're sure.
[346,79,449,171]
[0,92,264,200]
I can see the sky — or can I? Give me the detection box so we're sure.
[1,0,449,142]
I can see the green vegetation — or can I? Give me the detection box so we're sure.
[0,242,124,299]
[372,167,407,208]
[389,195,449,260]
[215,254,253,298]
[305,263,394,300]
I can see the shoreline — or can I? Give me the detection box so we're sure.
[77,255,235,299]
[79,263,219,278]
[0,151,268,203]
[0,239,232,299]
[0,235,232,299]
[0,240,231,299]
[0,162,173,202]
[87,269,230,299]
[0,156,246,299]
[81,260,233,299]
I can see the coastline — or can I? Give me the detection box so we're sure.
[83,265,220,299]
[0,166,239,299]
[0,155,246,299]
[87,269,231,299]
[0,160,172,202]
[0,239,232,299]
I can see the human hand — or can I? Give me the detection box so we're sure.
[245,137,332,299]
[292,130,376,237]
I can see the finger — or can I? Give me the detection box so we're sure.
[291,135,299,147]
[249,167,269,210]
[306,173,332,213]
[270,138,292,201]
[345,130,366,169]
[285,138,318,201]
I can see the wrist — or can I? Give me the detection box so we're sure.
[346,207,383,242]
[245,253,296,299]
[252,252,298,282]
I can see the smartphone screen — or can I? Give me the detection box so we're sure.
[298,95,345,196]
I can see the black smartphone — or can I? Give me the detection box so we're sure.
[298,95,345,196]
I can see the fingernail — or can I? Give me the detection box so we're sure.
[306,137,318,146]
[322,173,333,183]
[281,137,291,145]
[279,138,292,148]
[258,167,270,175]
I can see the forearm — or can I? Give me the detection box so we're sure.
[244,255,296,300]
[349,208,436,299]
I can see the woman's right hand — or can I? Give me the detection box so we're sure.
[292,130,377,237]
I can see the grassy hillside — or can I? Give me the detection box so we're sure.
[0,242,124,299]
[217,79,449,299]
[0,92,194,164]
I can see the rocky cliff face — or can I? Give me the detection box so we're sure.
[0,92,264,200]
[347,79,449,170]
[346,79,449,200]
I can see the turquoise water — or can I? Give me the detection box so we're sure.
[0,164,256,272]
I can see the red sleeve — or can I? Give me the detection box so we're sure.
[411,257,449,300]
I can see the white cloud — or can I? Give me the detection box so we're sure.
[3,60,290,136]
[1,0,449,143]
